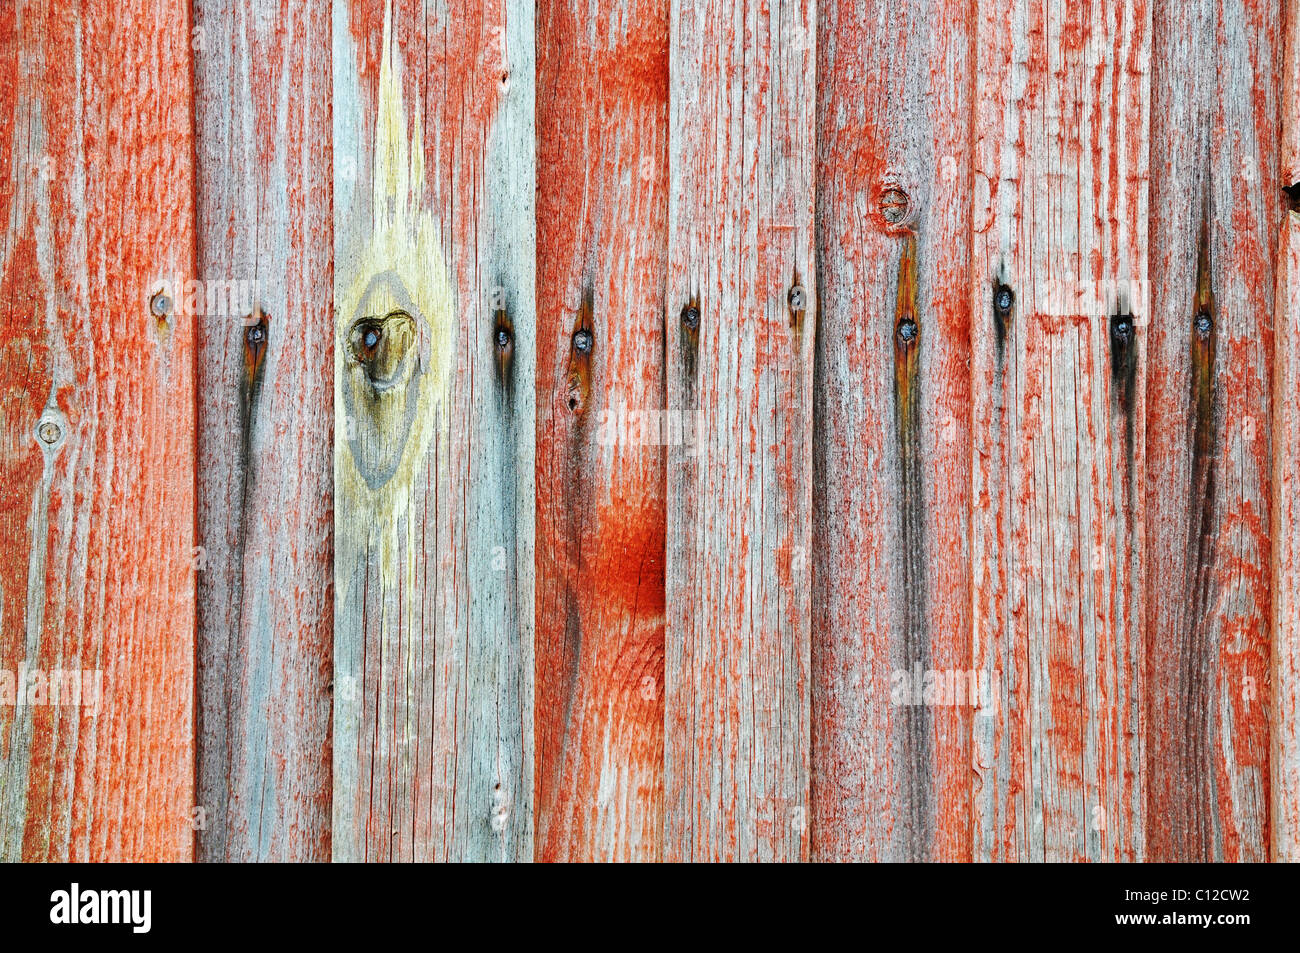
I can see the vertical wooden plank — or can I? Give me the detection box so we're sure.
[970,0,1151,860]
[1272,0,1300,864]
[1273,201,1300,862]
[332,0,535,861]
[192,0,334,861]
[0,1,196,860]
[534,1,668,861]
[664,0,814,862]
[1272,0,1300,866]
[811,0,975,862]
[1147,0,1279,862]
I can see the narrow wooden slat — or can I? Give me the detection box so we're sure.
[534,0,669,861]
[1270,0,1299,864]
[811,0,975,862]
[1273,204,1300,864]
[0,0,196,860]
[332,0,535,861]
[1146,0,1280,862]
[192,0,334,862]
[664,0,815,862]
[970,0,1151,860]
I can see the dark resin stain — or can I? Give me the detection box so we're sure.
[493,289,515,405]
[892,234,931,861]
[679,297,700,392]
[565,290,595,415]
[992,281,1013,369]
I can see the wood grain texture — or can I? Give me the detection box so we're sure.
[970,0,1151,861]
[534,0,668,861]
[193,0,334,862]
[1272,0,1299,865]
[0,0,197,860]
[1146,0,1280,862]
[1273,208,1300,863]
[332,0,535,861]
[811,0,975,862]
[664,0,814,862]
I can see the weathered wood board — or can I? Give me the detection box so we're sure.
[663,0,816,862]
[812,0,975,862]
[193,0,334,862]
[1,0,1297,865]
[534,0,669,862]
[1272,0,1300,864]
[0,0,197,861]
[331,0,535,861]
[970,0,1151,861]
[1146,0,1279,862]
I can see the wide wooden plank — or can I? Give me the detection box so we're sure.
[970,0,1151,861]
[192,0,334,862]
[1146,0,1280,862]
[1270,2,1299,864]
[664,0,814,862]
[332,0,535,861]
[534,0,669,861]
[0,0,197,860]
[811,0,975,862]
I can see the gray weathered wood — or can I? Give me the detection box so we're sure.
[1146,0,1280,862]
[331,0,535,861]
[664,0,815,862]
[811,0,975,862]
[193,0,334,863]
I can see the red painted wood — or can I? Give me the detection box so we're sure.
[1146,0,1280,862]
[0,0,197,861]
[663,0,816,862]
[812,0,975,862]
[971,0,1151,861]
[1270,3,1299,863]
[535,0,669,861]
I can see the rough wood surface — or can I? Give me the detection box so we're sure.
[1273,205,1300,864]
[0,0,197,861]
[664,0,815,862]
[332,0,535,861]
[534,0,668,861]
[193,0,334,862]
[970,0,1151,861]
[812,0,974,862]
[1146,0,1279,863]
[1270,0,1298,863]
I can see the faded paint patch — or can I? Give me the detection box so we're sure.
[335,4,455,590]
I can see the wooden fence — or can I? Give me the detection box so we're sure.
[1,0,1296,862]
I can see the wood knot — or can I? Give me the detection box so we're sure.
[349,310,417,393]
[879,186,911,228]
